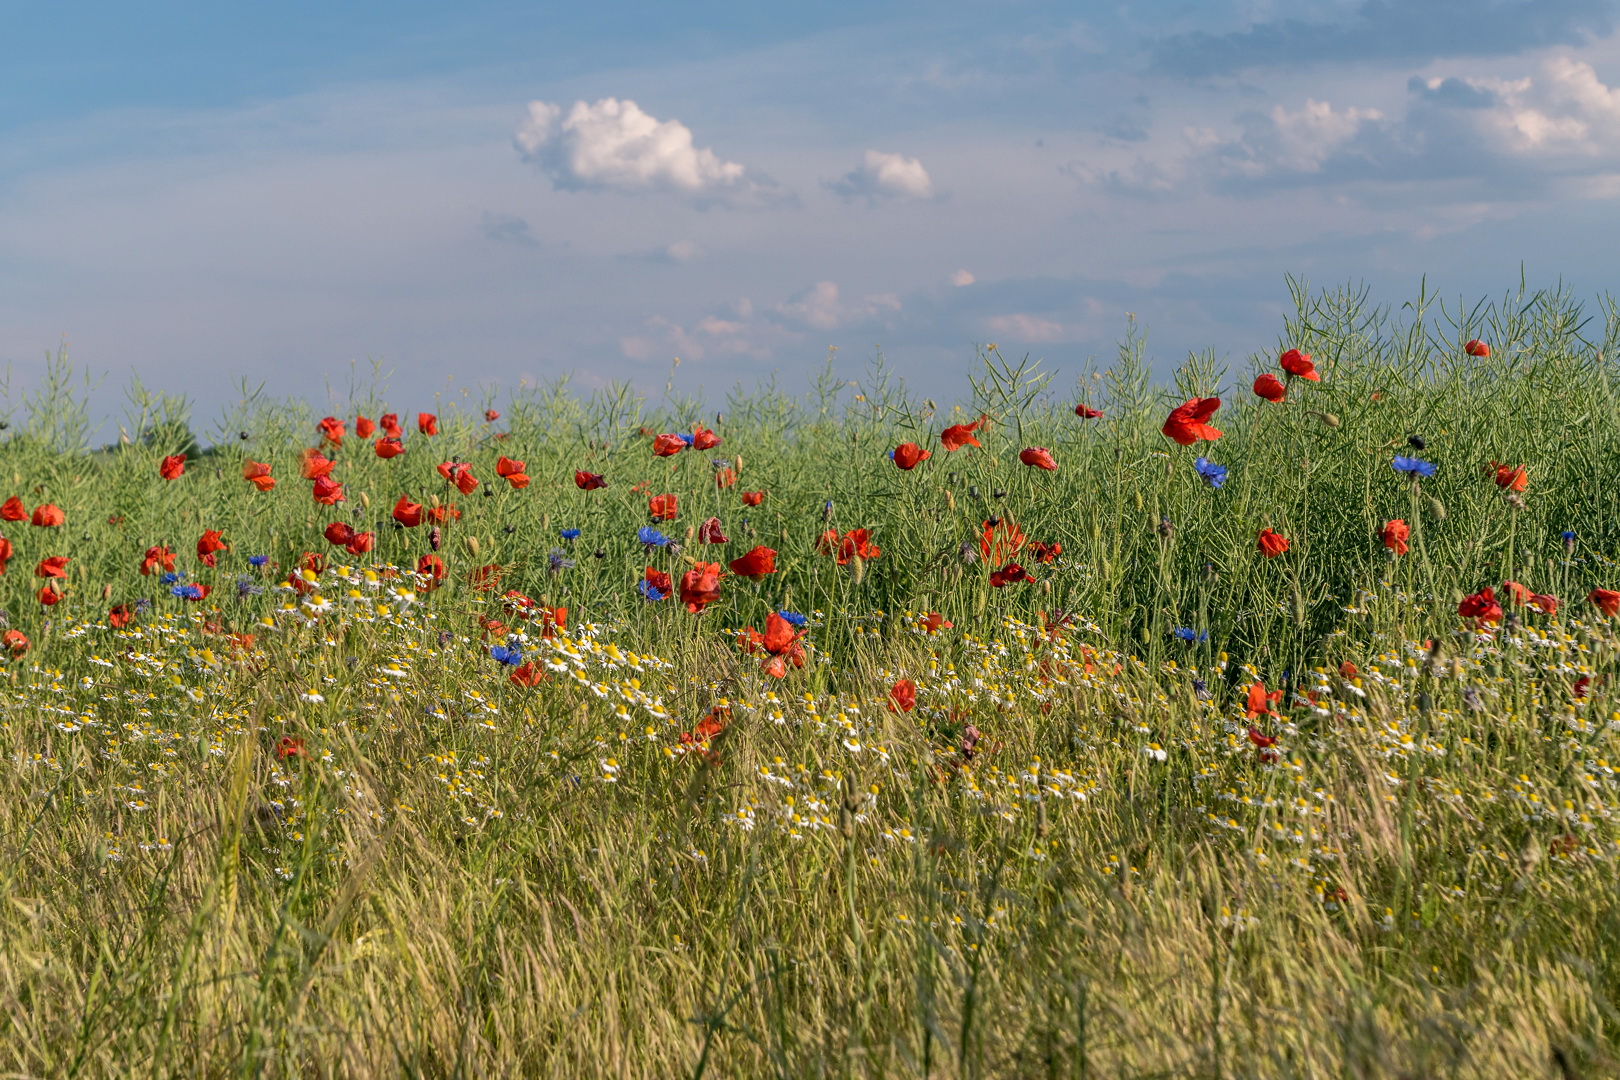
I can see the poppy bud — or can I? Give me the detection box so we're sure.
[360,492,370,510]
[239,431,249,440]
[429,527,442,551]
[992,489,1006,500]
[968,486,980,499]
[465,536,481,555]
[101,583,112,600]
[1407,434,1426,450]
[852,557,865,586]
[1040,579,1052,596]
[1133,491,1143,512]
[1427,497,1446,521]
[945,491,955,512]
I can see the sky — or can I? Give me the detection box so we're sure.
[3,0,1619,431]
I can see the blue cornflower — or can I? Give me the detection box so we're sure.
[160,571,185,585]
[560,528,581,541]
[548,547,575,574]
[676,432,695,447]
[1171,627,1208,644]
[247,554,269,567]
[776,610,808,627]
[1392,455,1437,479]
[133,598,153,615]
[1193,457,1227,489]
[171,584,203,600]
[490,644,523,666]
[1562,530,1576,542]
[637,579,667,601]
[638,526,671,548]
[235,577,263,600]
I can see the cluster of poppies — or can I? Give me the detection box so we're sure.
[0,495,69,611]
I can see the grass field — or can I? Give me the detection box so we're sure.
[3,280,1620,1078]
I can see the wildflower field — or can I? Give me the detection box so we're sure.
[4,283,1620,1078]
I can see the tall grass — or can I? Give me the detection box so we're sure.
[0,281,1618,1077]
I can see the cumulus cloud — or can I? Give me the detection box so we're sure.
[775,280,902,330]
[481,211,539,247]
[950,269,976,286]
[514,97,775,203]
[619,280,904,364]
[982,313,1074,343]
[828,150,936,202]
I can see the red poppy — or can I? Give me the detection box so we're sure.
[1458,587,1503,624]
[1490,462,1528,492]
[159,454,186,480]
[376,437,405,459]
[741,490,764,506]
[436,462,479,495]
[34,556,68,578]
[1464,339,1491,357]
[1162,398,1223,445]
[1279,349,1320,381]
[1027,540,1061,564]
[302,551,326,574]
[276,735,306,761]
[311,477,345,505]
[197,529,227,567]
[1501,580,1531,607]
[1019,447,1057,471]
[324,522,356,547]
[714,467,737,489]
[1574,675,1591,699]
[318,416,344,446]
[1529,593,1558,615]
[496,456,530,490]
[1591,588,1620,617]
[427,504,459,523]
[678,562,724,613]
[0,536,10,574]
[108,603,133,629]
[416,554,447,588]
[735,626,764,653]
[1245,681,1283,719]
[575,470,607,490]
[892,442,931,470]
[643,566,672,600]
[648,493,678,521]
[379,413,402,438]
[980,517,1025,563]
[1257,528,1289,558]
[35,584,60,606]
[297,448,333,480]
[3,629,29,655]
[242,460,275,491]
[989,562,1032,587]
[1380,519,1409,555]
[31,504,63,528]
[418,412,438,436]
[835,528,880,565]
[652,434,687,456]
[1252,374,1287,403]
[697,517,728,544]
[392,496,423,527]
[729,545,777,579]
[682,705,729,745]
[0,497,25,521]
[484,408,500,422]
[540,606,566,637]
[355,415,376,439]
[692,427,721,451]
[509,662,546,687]
[919,612,953,634]
[142,545,176,576]
[760,611,806,678]
[890,678,916,713]
[940,417,985,451]
[468,564,503,591]
[1074,404,1103,419]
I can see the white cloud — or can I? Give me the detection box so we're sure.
[983,313,1073,343]
[1445,58,1620,158]
[775,280,901,330]
[514,97,763,201]
[1221,99,1385,178]
[828,150,935,202]
[950,269,975,286]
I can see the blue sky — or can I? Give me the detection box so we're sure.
[4,0,1619,426]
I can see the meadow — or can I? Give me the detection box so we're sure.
[2,280,1620,1078]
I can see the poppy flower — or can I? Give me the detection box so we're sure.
[300,448,336,480]
[509,662,546,687]
[648,494,678,521]
[34,556,68,578]
[741,490,764,507]
[311,477,345,505]
[575,470,607,491]
[539,606,567,637]
[1074,404,1103,419]
[436,462,479,496]
[1161,398,1223,445]
[141,545,176,576]
[835,528,880,565]
[1458,587,1503,623]
[242,460,275,491]
[919,612,953,634]
[729,545,777,580]
[697,517,728,544]
[692,427,721,451]
[468,564,503,592]
[1380,519,1409,555]
[197,530,227,567]
[1027,540,1061,564]
[760,611,807,678]
[1490,462,1528,492]
[1019,447,1057,472]
[678,562,724,613]
[427,504,459,523]
[1464,339,1491,357]
[980,517,1025,563]
[379,413,402,438]
[1245,682,1283,719]
[3,629,30,655]
[1529,593,1558,615]
[30,504,63,528]
[890,679,916,713]
[652,433,687,456]
[735,626,764,653]
[639,566,672,602]
[392,496,423,527]
[375,437,405,459]
[892,442,931,470]
[1252,374,1287,403]
[714,467,737,489]
[355,415,376,439]
[276,736,306,760]
[323,522,356,547]
[415,554,447,589]
[418,413,438,436]
[108,603,133,629]
[1591,588,1620,617]
[159,454,186,480]
[495,456,530,490]
[1279,349,1320,381]
[1256,528,1289,558]
[940,417,985,451]
[484,408,500,422]
[317,417,344,446]
[989,562,1032,587]
[1501,580,1531,607]
[36,584,61,606]
[0,497,25,521]
[0,536,11,573]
